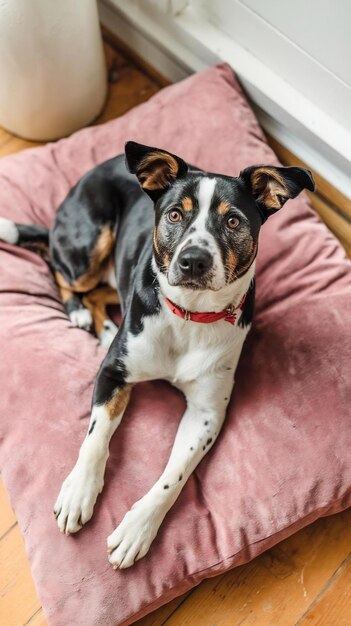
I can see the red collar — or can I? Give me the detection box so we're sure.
[164,292,247,326]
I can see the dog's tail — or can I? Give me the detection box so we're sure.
[0,217,49,247]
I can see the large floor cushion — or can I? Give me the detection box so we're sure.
[0,64,350,626]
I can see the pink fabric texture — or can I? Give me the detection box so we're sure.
[0,64,350,626]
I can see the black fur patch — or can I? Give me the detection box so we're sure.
[88,420,96,435]
[93,355,129,406]
[239,279,255,328]
[65,296,84,316]
[17,224,49,245]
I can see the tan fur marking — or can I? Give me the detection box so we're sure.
[83,286,120,335]
[73,226,115,292]
[55,271,69,289]
[56,228,115,295]
[225,249,238,282]
[55,272,75,304]
[182,197,193,212]
[106,384,132,420]
[235,240,258,279]
[59,286,74,304]
[153,227,169,272]
[217,200,231,215]
[138,151,179,191]
[251,167,289,209]
[153,227,160,256]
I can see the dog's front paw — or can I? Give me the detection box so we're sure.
[69,307,93,331]
[54,463,104,535]
[98,319,118,349]
[107,499,162,569]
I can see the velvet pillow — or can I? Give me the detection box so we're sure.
[0,64,350,626]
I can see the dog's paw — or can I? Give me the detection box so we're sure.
[107,499,162,569]
[98,319,118,349]
[69,307,93,331]
[54,464,104,535]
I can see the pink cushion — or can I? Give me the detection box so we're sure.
[0,64,350,626]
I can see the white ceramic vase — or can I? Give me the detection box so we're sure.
[0,0,107,140]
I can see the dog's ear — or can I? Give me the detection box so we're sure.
[239,165,315,220]
[125,141,188,200]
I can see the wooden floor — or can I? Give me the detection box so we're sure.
[1,30,350,626]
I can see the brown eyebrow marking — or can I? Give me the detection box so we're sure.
[181,197,193,212]
[217,200,231,215]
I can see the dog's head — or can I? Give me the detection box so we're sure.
[125,141,315,291]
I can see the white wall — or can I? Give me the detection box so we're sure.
[243,0,350,84]
[205,0,351,131]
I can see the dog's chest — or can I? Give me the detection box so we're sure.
[124,307,247,385]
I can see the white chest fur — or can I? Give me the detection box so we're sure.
[124,297,250,386]
[124,262,255,385]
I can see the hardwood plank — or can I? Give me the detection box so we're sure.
[307,192,351,255]
[135,593,191,626]
[267,134,351,220]
[98,60,160,125]
[0,135,41,159]
[102,26,170,88]
[266,135,351,256]
[0,128,18,150]
[297,554,351,625]
[340,239,351,258]
[96,41,161,126]
[26,608,48,626]
[0,525,42,626]
[0,479,16,539]
[162,509,351,626]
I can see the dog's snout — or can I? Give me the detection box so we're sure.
[178,246,213,279]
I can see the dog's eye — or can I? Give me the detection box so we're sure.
[227,216,240,229]
[168,209,183,223]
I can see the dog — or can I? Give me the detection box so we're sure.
[0,141,315,569]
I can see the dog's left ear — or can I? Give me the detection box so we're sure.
[239,165,315,220]
[125,141,188,200]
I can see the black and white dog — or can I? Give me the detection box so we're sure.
[0,142,315,569]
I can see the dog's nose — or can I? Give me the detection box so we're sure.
[178,246,213,278]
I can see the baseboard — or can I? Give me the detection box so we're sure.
[98,0,351,198]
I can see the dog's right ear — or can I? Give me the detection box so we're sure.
[125,141,188,200]
[239,164,315,221]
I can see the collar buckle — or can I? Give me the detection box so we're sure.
[225,305,237,325]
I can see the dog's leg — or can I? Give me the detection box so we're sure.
[56,274,93,332]
[107,370,235,569]
[83,286,120,349]
[54,355,132,535]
